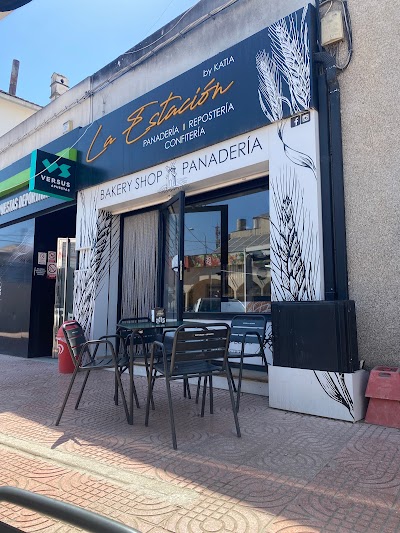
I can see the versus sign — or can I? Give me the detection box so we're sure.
[77,5,316,189]
[29,150,76,200]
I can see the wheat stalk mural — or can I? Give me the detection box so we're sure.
[256,6,311,119]
[270,168,318,301]
[277,123,317,178]
[256,50,285,122]
[74,190,119,338]
[256,5,316,179]
[313,371,354,419]
[269,6,310,113]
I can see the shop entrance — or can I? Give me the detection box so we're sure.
[29,205,76,357]
[119,210,160,320]
[119,195,185,322]
[118,178,270,324]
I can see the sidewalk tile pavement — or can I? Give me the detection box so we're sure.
[0,355,398,532]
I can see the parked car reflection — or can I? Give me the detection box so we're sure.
[193,298,246,313]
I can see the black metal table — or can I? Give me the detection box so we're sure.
[117,320,190,424]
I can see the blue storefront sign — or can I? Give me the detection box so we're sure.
[0,131,80,228]
[77,4,316,189]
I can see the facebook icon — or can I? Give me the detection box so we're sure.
[290,115,301,128]
[291,112,311,128]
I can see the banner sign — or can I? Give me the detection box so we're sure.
[29,149,76,200]
[97,124,270,210]
[0,137,79,228]
[77,4,316,189]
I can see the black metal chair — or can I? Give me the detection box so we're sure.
[226,314,269,411]
[0,486,139,532]
[145,323,241,450]
[154,329,193,399]
[55,320,130,426]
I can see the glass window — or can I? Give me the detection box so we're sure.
[184,180,270,314]
[0,219,34,356]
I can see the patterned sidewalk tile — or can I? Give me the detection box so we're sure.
[0,447,177,532]
[0,355,399,532]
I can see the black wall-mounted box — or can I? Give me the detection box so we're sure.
[271,300,359,373]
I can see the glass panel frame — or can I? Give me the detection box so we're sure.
[183,205,228,314]
[183,177,270,317]
[160,191,185,321]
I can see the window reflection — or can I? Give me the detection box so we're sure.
[225,214,270,313]
[0,219,34,342]
[184,209,223,313]
[184,182,270,313]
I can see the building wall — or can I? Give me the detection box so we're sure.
[340,0,400,369]
[0,93,41,137]
[0,78,90,170]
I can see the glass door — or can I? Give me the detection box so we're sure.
[52,238,76,357]
[183,205,228,313]
[160,192,185,320]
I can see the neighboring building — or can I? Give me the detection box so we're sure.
[0,90,41,137]
[1,0,41,135]
[0,0,395,421]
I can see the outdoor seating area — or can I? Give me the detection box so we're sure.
[55,318,252,449]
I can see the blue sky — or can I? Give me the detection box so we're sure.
[0,0,197,107]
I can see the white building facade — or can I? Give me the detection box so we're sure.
[0,0,375,422]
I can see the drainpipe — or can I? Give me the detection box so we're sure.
[314,50,349,301]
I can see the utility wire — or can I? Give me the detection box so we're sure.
[86,0,240,95]
[129,1,197,54]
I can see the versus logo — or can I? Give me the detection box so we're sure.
[29,149,76,201]
[42,158,71,178]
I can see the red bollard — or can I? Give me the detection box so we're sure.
[57,322,76,374]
